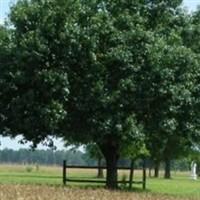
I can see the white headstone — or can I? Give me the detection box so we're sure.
[191,161,197,180]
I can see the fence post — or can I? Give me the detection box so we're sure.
[129,160,134,189]
[63,160,66,186]
[142,159,146,190]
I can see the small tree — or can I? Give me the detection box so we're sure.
[85,143,104,178]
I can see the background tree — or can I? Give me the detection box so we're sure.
[135,7,200,178]
[84,143,105,178]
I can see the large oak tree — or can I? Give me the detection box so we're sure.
[1,0,199,188]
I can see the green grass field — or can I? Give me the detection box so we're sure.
[0,164,199,199]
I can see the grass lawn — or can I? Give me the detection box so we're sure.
[146,175,200,197]
[0,164,199,198]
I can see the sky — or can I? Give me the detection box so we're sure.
[0,135,66,150]
[184,0,200,11]
[0,0,200,23]
[0,0,200,150]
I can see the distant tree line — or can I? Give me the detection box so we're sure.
[0,148,84,166]
[0,148,132,167]
[0,148,193,173]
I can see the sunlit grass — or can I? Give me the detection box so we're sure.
[0,164,199,198]
[146,176,200,197]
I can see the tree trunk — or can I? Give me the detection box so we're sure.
[149,167,152,178]
[154,162,160,178]
[97,157,104,178]
[164,158,171,179]
[106,157,118,189]
[129,160,134,189]
[98,143,119,189]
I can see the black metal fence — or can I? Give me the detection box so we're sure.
[63,160,146,189]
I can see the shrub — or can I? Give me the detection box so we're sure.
[36,164,40,172]
[120,173,128,188]
[26,166,33,172]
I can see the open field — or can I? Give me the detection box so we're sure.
[0,164,200,199]
[0,164,145,185]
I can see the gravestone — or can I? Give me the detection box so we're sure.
[191,161,197,180]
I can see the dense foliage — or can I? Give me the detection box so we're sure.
[0,0,200,188]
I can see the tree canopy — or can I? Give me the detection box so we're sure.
[0,0,200,188]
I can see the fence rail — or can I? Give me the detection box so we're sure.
[62,160,146,189]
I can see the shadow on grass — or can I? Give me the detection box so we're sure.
[63,183,151,194]
[1,173,151,194]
